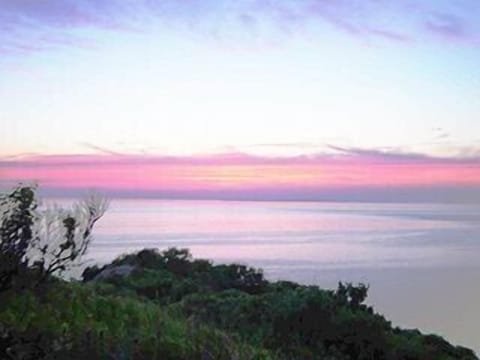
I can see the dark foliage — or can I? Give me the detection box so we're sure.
[85,248,267,297]
[0,186,37,292]
[82,248,478,360]
[1,186,476,359]
[0,186,107,293]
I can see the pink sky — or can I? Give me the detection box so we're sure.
[1,1,479,204]
[2,150,480,202]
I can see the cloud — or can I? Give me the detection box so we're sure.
[80,142,124,156]
[1,148,480,202]
[425,12,466,40]
[324,145,480,164]
[2,146,480,168]
[432,127,450,141]
[365,28,410,43]
[1,0,479,55]
[0,0,130,29]
[0,0,140,55]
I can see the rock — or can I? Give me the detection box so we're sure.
[92,265,136,281]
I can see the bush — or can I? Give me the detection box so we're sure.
[0,186,37,291]
[98,248,477,360]
[0,185,108,291]
[0,282,271,359]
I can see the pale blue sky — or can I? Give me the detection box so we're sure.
[1,0,479,158]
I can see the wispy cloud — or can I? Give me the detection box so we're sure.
[425,12,465,38]
[432,127,450,141]
[80,142,124,156]
[1,1,479,55]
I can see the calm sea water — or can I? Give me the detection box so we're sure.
[83,200,480,352]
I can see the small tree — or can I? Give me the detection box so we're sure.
[335,282,369,309]
[0,186,37,291]
[0,185,108,291]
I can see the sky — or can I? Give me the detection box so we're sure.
[1,0,480,201]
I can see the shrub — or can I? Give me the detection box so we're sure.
[0,185,108,291]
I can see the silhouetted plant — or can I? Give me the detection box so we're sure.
[0,185,37,291]
[0,185,108,291]
[335,282,369,309]
[31,192,108,280]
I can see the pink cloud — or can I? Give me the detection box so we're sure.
[2,150,480,202]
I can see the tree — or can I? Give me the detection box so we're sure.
[0,186,37,290]
[335,282,369,309]
[0,185,108,291]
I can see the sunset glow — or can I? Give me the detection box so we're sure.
[2,2,480,355]
[1,1,479,201]
[2,151,479,202]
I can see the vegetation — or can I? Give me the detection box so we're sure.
[78,248,477,360]
[0,186,477,359]
[0,185,108,292]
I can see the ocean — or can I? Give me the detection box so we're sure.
[83,199,480,352]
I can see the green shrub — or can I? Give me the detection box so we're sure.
[2,245,477,359]
[0,282,270,359]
